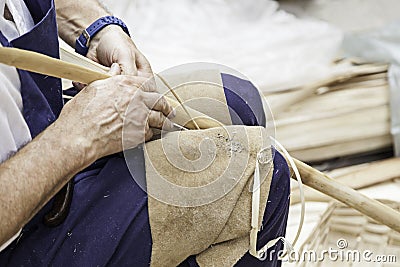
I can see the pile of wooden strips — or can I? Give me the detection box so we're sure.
[297,200,400,267]
[266,59,390,162]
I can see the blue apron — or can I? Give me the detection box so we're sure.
[0,1,289,265]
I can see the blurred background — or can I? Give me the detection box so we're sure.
[101,1,400,265]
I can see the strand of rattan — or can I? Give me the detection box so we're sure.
[154,73,200,130]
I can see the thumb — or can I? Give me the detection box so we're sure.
[136,52,153,77]
[117,50,138,76]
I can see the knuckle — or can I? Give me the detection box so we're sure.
[163,102,172,115]
[112,75,126,83]
[158,112,165,128]
[146,111,153,121]
[145,122,150,131]
[134,90,144,101]
[156,95,166,110]
[89,79,104,88]
[159,95,167,106]
[118,76,138,87]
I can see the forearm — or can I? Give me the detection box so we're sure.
[0,121,92,246]
[55,0,111,47]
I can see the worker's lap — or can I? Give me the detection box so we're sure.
[0,72,287,266]
[0,148,289,267]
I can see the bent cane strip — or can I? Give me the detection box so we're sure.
[155,73,201,130]
[0,47,399,233]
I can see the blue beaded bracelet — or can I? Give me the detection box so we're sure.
[75,15,130,56]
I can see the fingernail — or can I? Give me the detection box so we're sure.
[73,81,85,89]
[110,63,120,73]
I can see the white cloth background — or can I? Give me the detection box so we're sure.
[102,0,343,92]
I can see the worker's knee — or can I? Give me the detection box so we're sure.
[221,73,266,127]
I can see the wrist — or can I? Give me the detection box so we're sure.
[91,24,124,43]
[45,121,96,173]
[75,16,130,56]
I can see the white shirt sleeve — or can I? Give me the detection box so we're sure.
[0,0,35,251]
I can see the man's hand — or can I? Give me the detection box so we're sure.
[0,65,174,245]
[86,25,152,77]
[1,0,169,248]
[55,0,151,77]
[61,64,174,160]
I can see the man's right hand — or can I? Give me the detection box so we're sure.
[0,64,175,246]
[57,63,174,164]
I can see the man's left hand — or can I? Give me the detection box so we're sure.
[86,25,152,77]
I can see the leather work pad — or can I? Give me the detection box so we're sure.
[144,126,274,266]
